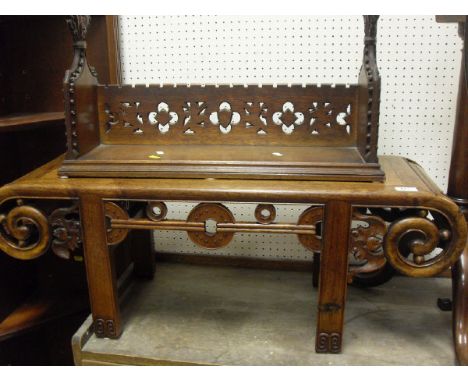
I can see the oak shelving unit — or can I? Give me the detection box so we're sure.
[0,15,121,365]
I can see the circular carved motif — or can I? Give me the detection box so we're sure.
[383,216,456,277]
[186,203,235,249]
[0,205,50,260]
[146,201,168,221]
[255,204,276,224]
[104,202,129,245]
[297,206,323,252]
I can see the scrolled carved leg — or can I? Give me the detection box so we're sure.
[0,200,50,260]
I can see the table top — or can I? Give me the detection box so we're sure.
[0,154,466,278]
[0,155,447,207]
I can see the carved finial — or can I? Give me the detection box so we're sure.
[66,15,91,44]
[363,15,379,43]
[360,15,381,163]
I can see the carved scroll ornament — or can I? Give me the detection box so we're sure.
[351,206,465,279]
[0,202,50,260]
[383,214,457,277]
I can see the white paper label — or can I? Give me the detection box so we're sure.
[394,186,418,192]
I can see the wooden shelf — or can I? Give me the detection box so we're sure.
[0,112,64,133]
[0,290,88,342]
[60,144,385,181]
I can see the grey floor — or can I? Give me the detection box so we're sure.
[81,263,456,365]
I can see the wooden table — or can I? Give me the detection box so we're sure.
[0,155,466,355]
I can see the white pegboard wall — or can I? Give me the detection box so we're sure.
[118,15,461,191]
[117,16,462,261]
[377,17,461,191]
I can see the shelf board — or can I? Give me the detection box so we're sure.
[0,290,88,342]
[60,144,385,181]
[0,112,64,133]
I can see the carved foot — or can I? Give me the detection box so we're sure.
[94,318,120,339]
[316,332,342,354]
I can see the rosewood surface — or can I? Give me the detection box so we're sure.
[0,155,466,355]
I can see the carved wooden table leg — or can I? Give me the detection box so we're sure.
[315,201,351,353]
[80,194,121,338]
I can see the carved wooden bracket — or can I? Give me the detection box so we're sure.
[383,211,457,277]
[103,200,465,279]
[0,199,83,261]
[49,202,82,260]
[350,206,466,279]
[0,197,464,281]
[0,200,50,260]
[348,211,387,281]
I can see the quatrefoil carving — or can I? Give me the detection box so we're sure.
[209,102,241,134]
[272,102,304,134]
[148,102,179,134]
